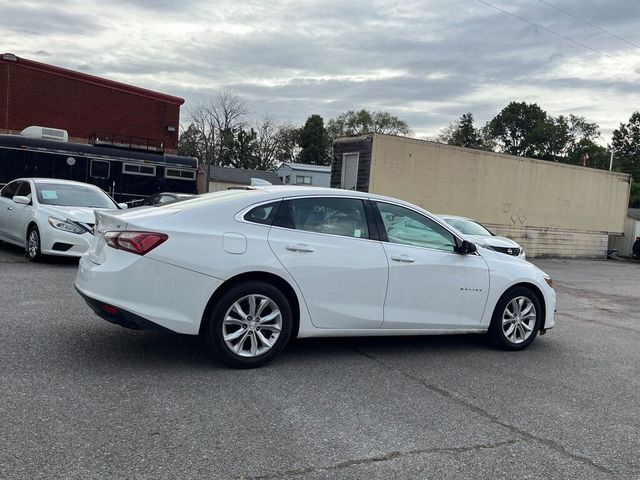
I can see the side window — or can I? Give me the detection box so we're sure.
[90,160,110,179]
[16,181,32,198]
[244,201,281,226]
[376,202,456,252]
[279,197,369,239]
[1,181,20,199]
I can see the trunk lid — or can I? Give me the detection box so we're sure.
[89,208,179,265]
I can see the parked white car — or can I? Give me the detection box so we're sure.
[439,215,526,260]
[75,186,555,368]
[0,178,121,261]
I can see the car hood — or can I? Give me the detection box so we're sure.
[465,234,521,249]
[41,205,115,224]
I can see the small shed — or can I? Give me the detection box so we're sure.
[609,209,640,257]
[208,166,282,192]
[276,162,331,187]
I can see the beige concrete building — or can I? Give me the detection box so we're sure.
[332,134,631,258]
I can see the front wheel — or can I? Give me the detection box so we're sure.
[26,226,44,262]
[488,287,541,350]
[204,282,293,368]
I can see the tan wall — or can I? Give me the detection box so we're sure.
[488,224,608,258]
[369,135,630,235]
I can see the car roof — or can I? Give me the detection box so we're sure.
[248,185,417,205]
[18,178,101,188]
[439,214,473,222]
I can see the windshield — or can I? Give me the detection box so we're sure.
[35,183,117,209]
[443,217,493,236]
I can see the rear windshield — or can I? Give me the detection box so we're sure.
[35,183,117,209]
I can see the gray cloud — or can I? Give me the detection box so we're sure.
[1,0,639,139]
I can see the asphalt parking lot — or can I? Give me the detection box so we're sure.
[1,242,639,480]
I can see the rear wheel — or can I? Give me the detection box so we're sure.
[26,226,44,262]
[204,282,293,368]
[488,286,541,350]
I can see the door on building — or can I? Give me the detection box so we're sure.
[341,153,359,190]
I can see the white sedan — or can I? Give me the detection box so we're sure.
[75,186,555,368]
[0,178,121,261]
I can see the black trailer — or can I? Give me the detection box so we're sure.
[0,134,198,201]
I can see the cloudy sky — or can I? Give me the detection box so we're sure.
[2,0,639,141]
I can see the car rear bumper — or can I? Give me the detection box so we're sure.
[75,252,223,335]
[76,287,171,332]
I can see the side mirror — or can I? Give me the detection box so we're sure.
[118,203,128,209]
[455,239,477,255]
[13,195,31,205]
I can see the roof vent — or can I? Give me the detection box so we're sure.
[21,126,69,142]
[1,53,17,61]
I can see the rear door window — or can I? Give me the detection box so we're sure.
[275,197,369,239]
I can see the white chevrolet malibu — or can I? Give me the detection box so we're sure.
[75,186,555,368]
[0,178,121,261]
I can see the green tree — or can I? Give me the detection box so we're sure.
[611,111,640,181]
[231,128,259,169]
[298,114,331,165]
[437,112,484,149]
[177,123,206,163]
[274,124,301,164]
[629,182,640,208]
[567,141,609,170]
[487,102,550,157]
[538,115,570,161]
[217,127,237,167]
[327,109,412,139]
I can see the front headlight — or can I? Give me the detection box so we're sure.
[48,217,85,235]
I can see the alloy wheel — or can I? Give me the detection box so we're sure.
[501,296,536,344]
[222,294,282,357]
[28,230,39,258]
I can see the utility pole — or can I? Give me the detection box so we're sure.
[205,129,215,193]
[609,149,614,171]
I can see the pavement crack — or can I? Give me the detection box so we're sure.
[240,439,521,479]
[352,347,616,477]
[560,311,640,334]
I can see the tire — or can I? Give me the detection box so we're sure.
[204,281,293,368]
[488,286,541,350]
[26,225,44,262]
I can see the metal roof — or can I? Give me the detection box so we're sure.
[208,166,283,185]
[279,162,331,173]
[628,209,640,221]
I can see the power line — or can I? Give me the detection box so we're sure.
[476,0,634,68]
[537,0,640,50]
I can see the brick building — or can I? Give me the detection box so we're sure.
[0,53,184,153]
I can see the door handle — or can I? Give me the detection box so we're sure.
[390,254,415,263]
[7,206,12,211]
[286,244,315,253]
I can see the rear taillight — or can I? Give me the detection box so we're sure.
[104,231,168,255]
